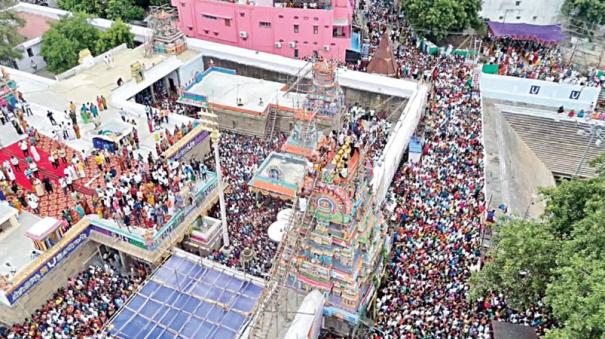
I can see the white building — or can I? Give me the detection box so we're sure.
[11,11,55,73]
[480,0,566,25]
[14,37,46,73]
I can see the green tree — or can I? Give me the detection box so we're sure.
[96,19,135,53]
[562,0,605,29]
[40,13,100,73]
[540,176,605,238]
[589,152,605,175]
[149,0,170,5]
[57,0,107,17]
[0,0,25,63]
[469,219,560,309]
[105,0,145,22]
[471,156,605,338]
[545,255,605,338]
[403,0,482,41]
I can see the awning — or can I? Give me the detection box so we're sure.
[487,21,566,43]
[333,18,349,26]
[350,31,361,52]
[200,12,232,20]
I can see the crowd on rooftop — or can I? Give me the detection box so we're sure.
[0,92,210,236]
[153,120,195,155]
[88,145,210,233]
[1,265,144,339]
[482,37,604,88]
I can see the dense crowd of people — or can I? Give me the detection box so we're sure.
[353,0,605,93]
[153,120,194,155]
[87,146,210,233]
[136,82,198,119]
[482,37,604,88]
[205,131,287,278]
[1,265,144,338]
[374,53,495,336]
[350,1,554,337]
[5,2,597,335]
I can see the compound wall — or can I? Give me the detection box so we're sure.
[480,73,601,111]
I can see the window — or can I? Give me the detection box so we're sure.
[278,15,284,18]
[498,16,504,20]
[202,14,217,20]
[294,49,299,58]
[26,48,34,57]
[225,19,231,26]
[214,32,219,36]
[294,24,299,33]
[294,16,299,19]
[515,1,521,5]
[533,16,538,20]
[313,25,318,34]
[204,30,210,34]
[314,17,319,21]
[303,16,309,20]
[240,12,245,17]
[259,21,271,28]
[516,16,521,20]
[332,27,345,38]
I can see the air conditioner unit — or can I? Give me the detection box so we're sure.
[275,42,282,48]
[289,41,297,48]
[323,45,330,51]
[239,31,248,38]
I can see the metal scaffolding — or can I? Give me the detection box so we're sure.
[146,4,187,57]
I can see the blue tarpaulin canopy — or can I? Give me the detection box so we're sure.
[108,253,264,339]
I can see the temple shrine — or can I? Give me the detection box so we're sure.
[287,136,388,325]
[303,61,345,129]
[249,60,345,201]
[253,60,389,327]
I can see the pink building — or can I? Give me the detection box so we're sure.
[171,0,358,61]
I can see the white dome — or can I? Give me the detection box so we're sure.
[277,208,294,222]
[268,220,289,242]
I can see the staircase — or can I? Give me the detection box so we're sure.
[502,111,602,178]
[264,106,279,141]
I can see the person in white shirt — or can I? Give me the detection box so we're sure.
[10,156,19,170]
[19,140,28,156]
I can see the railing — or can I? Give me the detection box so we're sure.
[186,66,237,90]
[89,172,218,251]
[161,124,209,161]
[181,92,208,103]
